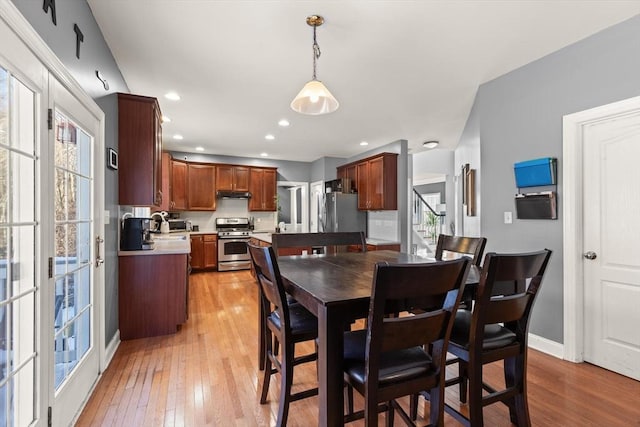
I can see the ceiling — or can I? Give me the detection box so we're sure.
[87,1,640,162]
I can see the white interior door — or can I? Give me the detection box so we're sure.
[582,110,640,380]
[310,181,323,233]
[48,77,102,426]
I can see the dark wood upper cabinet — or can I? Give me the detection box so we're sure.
[345,152,397,211]
[216,165,249,192]
[249,167,277,211]
[158,152,172,212]
[171,159,188,211]
[187,163,216,210]
[337,164,358,193]
[118,93,162,206]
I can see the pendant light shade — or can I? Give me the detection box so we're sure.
[291,15,339,115]
[290,80,339,115]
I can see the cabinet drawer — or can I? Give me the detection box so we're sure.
[203,234,217,242]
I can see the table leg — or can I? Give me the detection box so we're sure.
[318,304,345,426]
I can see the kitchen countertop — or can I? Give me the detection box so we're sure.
[118,232,191,256]
[248,232,400,247]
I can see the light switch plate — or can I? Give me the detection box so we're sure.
[504,211,512,224]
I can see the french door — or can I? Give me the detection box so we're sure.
[0,6,104,426]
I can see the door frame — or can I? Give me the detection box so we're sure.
[562,95,640,362]
[1,0,107,421]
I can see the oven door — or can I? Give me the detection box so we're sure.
[218,237,252,271]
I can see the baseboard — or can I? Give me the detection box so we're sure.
[528,333,564,359]
[104,330,121,368]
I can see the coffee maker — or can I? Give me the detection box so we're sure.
[120,217,154,250]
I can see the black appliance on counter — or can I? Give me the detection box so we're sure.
[121,217,154,251]
[216,217,252,271]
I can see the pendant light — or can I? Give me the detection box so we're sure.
[290,15,339,115]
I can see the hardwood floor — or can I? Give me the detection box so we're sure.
[77,270,640,426]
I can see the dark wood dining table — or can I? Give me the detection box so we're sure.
[277,250,480,426]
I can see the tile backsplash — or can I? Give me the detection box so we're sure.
[166,199,276,231]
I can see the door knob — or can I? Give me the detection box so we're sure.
[583,251,597,260]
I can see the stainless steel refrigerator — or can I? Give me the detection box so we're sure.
[319,192,367,233]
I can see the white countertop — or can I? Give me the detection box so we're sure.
[118,232,191,256]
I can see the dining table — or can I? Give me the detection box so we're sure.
[277,250,480,426]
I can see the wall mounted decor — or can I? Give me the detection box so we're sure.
[108,148,118,170]
[461,163,476,216]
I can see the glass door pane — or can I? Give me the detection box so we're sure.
[53,111,92,390]
[0,66,38,427]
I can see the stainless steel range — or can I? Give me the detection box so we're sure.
[216,217,252,271]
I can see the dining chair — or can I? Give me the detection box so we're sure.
[248,243,319,427]
[442,249,552,427]
[271,231,367,256]
[342,257,471,426]
[435,234,487,266]
[435,234,487,312]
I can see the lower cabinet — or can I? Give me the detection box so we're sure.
[191,234,217,270]
[118,254,189,340]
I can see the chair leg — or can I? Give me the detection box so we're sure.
[344,384,354,416]
[505,354,531,426]
[428,386,445,427]
[467,359,484,427]
[459,360,469,403]
[276,342,295,427]
[385,400,394,427]
[260,350,272,404]
[409,393,419,420]
[258,300,266,370]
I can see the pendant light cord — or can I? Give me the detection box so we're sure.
[312,25,321,81]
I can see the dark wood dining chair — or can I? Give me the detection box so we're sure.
[442,249,552,427]
[435,234,487,266]
[248,243,319,427]
[342,257,471,426]
[271,231,366,256]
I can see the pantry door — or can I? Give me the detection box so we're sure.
[48,77,103,427]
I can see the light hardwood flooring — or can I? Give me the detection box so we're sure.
[76,270,640,426]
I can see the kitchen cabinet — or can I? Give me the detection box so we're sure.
[118,254,188,340]
[249,167,277,211]
[158,152,172,211]
[216,165,249,192]
[118,93,163,206]
[355,153,397,210]
[191,234,217,270]
[171,159,188,210]
[187,163,216,210]
[337,164,357,193]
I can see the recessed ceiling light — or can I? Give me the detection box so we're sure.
[423,140,439,149]
[260,152,268,157]
[360,141,369,146]
[195,146,205,152]
[173,134,184,140]
[265,134,275,140]
[164,92,180,101]
[278,119,290,127]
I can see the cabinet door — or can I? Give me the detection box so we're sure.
[262,169,277,211]
[117,93,162,206]
[356,162,369,210]
[234,166,250,191]
[188,164,216,210]
[190,236,204,269]
[171,160,188,210]
[216,165,234,191]
[159,152,171,211]
[248,168,263,211]
[203,235,217,268]
[368,156,385,209]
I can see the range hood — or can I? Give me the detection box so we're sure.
[216,190,252,199]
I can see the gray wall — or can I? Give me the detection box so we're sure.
[414,183,445,202]
[461,14,640,343]
[11,0,129,345]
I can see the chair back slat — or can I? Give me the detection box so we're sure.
[435,234,487,266]
[484,294,531,325]
[381,311,449,352]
